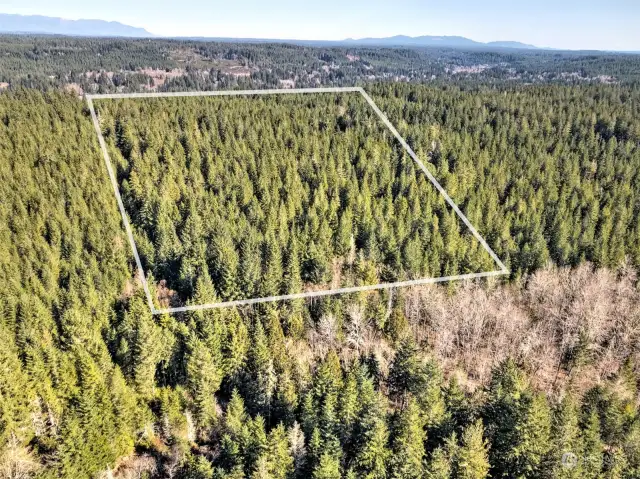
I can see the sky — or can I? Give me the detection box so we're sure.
[1,0,639,51]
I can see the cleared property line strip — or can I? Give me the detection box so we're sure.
[357,87,509,274]
[86,97,156,313]
[87,86,509,314]
[155,270,507,314]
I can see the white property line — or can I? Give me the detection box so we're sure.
[86,87,508,315]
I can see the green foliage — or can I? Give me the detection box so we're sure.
[313,451,341,479]
[455,420,490,479]
[96,92,495,305]
[179,454,214,479]
[3,76,640,479]
[371,83,640,276]
[389,397,426,479]
[425,435,457,479]
[483,359,552,478]
[0,324,35,446]
[389,336,446,428]
[121,292,166,396]
[545,395,585,478]
[186,334,222,429]
[0,89,136,477]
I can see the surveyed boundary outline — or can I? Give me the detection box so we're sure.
[86,86,509,315]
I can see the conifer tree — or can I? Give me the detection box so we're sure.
[220,389,250,472]
[483,359,552,478]
[0,328,35,447]
[425,434,457,479]
[179,454,214,479]
[245,320,277,418]
[454,420,490,479]
[211,232,241,300]
[313,451,342,479]
[223,309,250,387]
[288,421,307,477]
[186,335,222,430]
[441,376,471,439]
[262,233,284,297]
[246,415,269,473]
[546,395,585,478]
[581,410,604,479]
[388,336,446,428]
[338,366,360,453]
[388,336,424,405]
[239,233,262,297]
[264,424,294,479]
[120,293,164,396]
[389,397,426,479]
[284,236,303,295]
[352,370,391,479]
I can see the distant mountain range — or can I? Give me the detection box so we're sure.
[342,35,538,49]
[0,13,152,37]
[0,13,542,49]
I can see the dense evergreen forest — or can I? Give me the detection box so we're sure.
[96,93,495,306]
[2,34,640,479]
[369,84,640,275]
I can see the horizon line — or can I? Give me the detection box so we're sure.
[1,14,640,53]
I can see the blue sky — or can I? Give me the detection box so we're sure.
[2,0,640,51]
